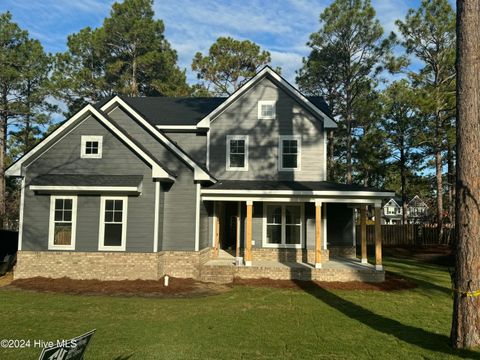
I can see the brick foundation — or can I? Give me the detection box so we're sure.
[14,251,163,281]
[329,246,356,258]
[15,248,212,281]
[251,248,329,263]
[14,247,382,283]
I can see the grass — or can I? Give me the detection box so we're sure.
[0,257,479,359]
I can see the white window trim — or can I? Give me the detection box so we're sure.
[81,135,103,159]
[258,100,276,119]
[226,135,249,171]
[262,203,304,249]
[48,195,77,250]
[278,135,301,171]
[98,196,128,251]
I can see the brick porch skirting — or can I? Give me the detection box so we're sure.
[250,248,330,263]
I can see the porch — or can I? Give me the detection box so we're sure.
[200,251,384,283]
[200,180,394,282]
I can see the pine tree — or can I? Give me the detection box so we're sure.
[192,36,273,96]
[396,0,456,234]
[297,0,391,184]
[450,0,480,349]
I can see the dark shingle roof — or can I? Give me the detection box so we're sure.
[206,180,392,193]
[108,95,331,126]
[30,174,144,187]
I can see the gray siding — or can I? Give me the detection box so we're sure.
[209,77,326,181]
[108,107,197,251]
[23,115,156,252]
[167,132,207,166]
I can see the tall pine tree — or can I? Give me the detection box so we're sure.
[297,0,391,184]
[396,0,456,232]
[53,0,190,114]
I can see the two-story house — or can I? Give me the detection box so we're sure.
[382,195,429,225]
[6,67,394,283]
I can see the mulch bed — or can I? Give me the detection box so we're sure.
[233,272,417,291]
[9,277,231,298]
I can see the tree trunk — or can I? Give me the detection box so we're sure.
[400,145,408,225]
[447,143,455,222]
[450,0,480,349]
[435,147,444,238]
[0,87,7,228]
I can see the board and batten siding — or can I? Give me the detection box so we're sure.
[209,77,326,181]
[23,115,156,252]
[108,106,198,251]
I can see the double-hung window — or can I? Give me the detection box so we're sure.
[226,135,248,171]
[99,196,128,251]
[81,135,103,159]
[279,135,301,171]
[48,196,77,250]
[264,204,303,248]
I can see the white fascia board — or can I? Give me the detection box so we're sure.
[29,185,140,192]
[201,188,395,198]
[156,125,199,131]
[5,104,174,181]
[101,96,215,182]
[87,106,174,181]
[6,105,95,177]
[201,196,383,205]
[196,67,337,129]
[385,198,400,207]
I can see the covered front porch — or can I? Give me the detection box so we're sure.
[200,181,394,282]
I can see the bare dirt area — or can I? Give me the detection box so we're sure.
[9,277,231,298]
[384,245,453,266]
[233,272,417,291]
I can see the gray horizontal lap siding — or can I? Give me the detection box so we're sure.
[167,132,207,167]
[108,107,197,251]
[23,115,156,252]
[209,77,325,181]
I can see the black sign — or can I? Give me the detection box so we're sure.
[38,329,95,360]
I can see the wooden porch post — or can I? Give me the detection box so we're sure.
[360,206,368,264]
[315,200,322,269]
[245,200,253,266]
[374,204,383,270]
[213,202,220,258]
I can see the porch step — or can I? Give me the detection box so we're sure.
[199,265,235,284]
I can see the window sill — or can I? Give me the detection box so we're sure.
[48,245,75,251]
[98,246,126,252]
[263,244,303,249]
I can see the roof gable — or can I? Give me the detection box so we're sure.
[5,105,175,180]
[100,96,216,182]
[196,66,337,129]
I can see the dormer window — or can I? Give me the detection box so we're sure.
[81,136,103,159]
[258,101,276,119]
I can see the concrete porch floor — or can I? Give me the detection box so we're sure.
[201,255,384,283]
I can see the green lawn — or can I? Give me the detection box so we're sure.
[1,257,479,360]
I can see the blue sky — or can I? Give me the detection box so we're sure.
[0,0,444,85]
